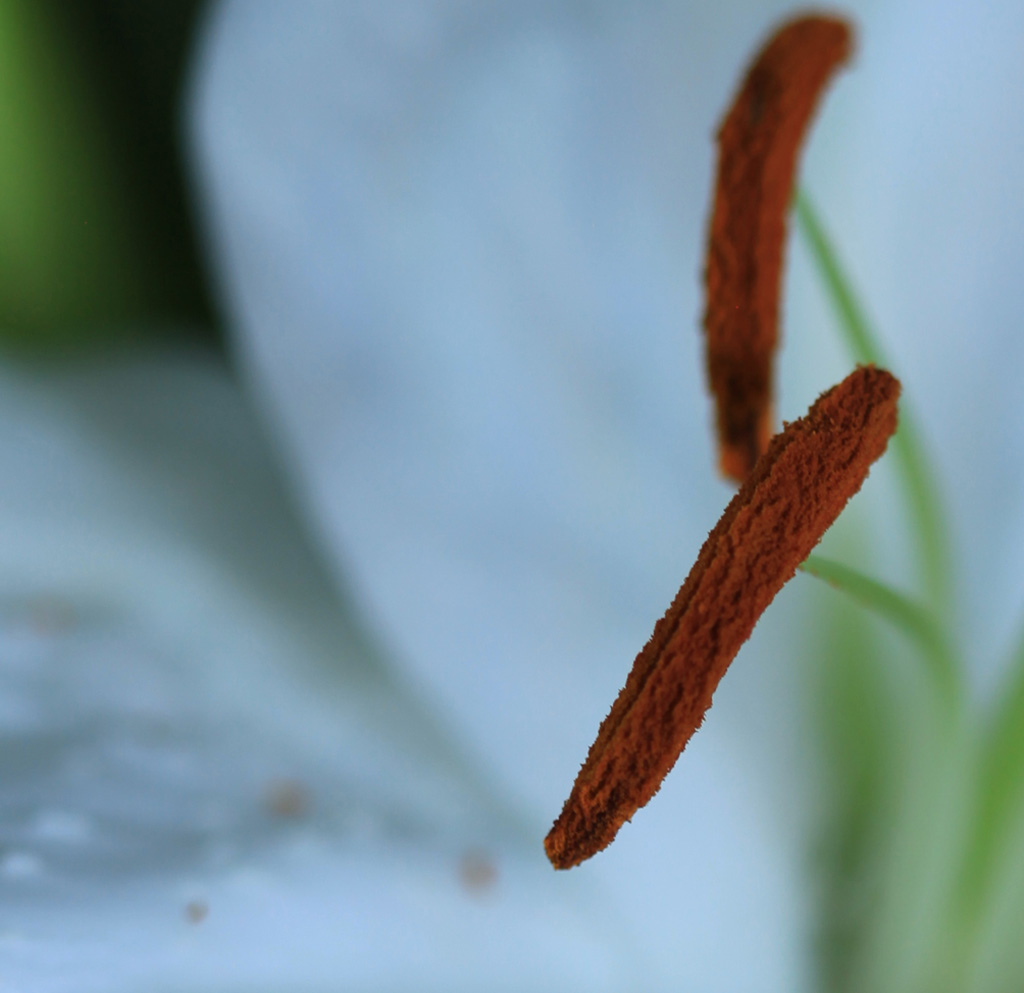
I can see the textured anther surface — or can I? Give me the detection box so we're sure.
[546,366,899,868]
[704,15,853,482]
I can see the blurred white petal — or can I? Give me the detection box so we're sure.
[189,2,823,989]
[0,353,640,991]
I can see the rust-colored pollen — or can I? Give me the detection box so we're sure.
[545,366,900,869]
[705,14,853,482]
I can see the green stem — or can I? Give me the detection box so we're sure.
[795,191,952,618]
[801,554,961,714]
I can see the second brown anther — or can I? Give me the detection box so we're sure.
[704,14,853,482]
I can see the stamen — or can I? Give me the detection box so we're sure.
[705,14,853,482]
[545,365,899,869]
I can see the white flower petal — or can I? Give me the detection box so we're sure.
[190,0,812,809]
[190,4,818,989]
[0,353,628,990]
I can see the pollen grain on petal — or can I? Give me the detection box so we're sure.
[704,14,854,482]
[545,365,900,869]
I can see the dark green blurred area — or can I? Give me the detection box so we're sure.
[0,0,218,351]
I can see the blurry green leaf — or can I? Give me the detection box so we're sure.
[956,820,1024,993]
[0,0,148,345]
[802,554,977,991]
[961,628,1024,903]
[943,620,1024,992]
[802,549,973,992]
[858,717,974,993]
[795,191,951,617]
[808,593,898,992]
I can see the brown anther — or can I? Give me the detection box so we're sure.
[705,14,853,482]
[545,365,899,869]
